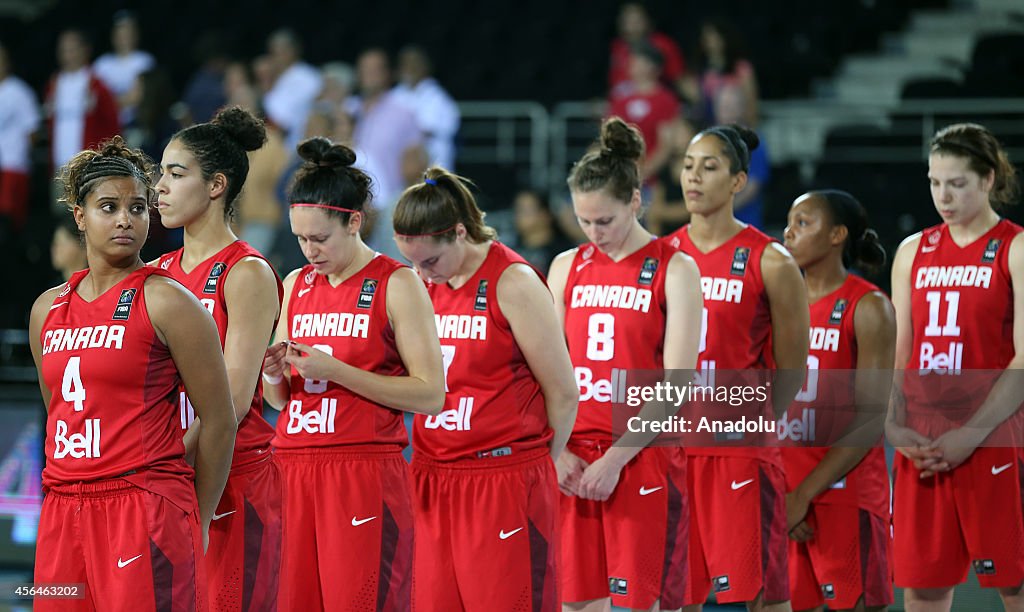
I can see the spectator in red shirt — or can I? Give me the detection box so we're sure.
[609,3,687,99]
[608,41,680,181]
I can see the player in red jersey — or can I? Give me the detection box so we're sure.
[887,123,1024,611]
[154,106,284,611]
[260,137,444,611]
[28,137,235,611]
[782,190,895,612]
[393,166,579,611]
[664,124,809,611]
[546,117,703,612]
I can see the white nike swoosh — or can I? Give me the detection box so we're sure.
[575,260,593,272]
[117,554,143,568]
[991,463,1013,475]
[298,288,312,297]
[639,486,663,496]
[921,245,938,253]
[49,302,69,310]
[731,479,754,490]
[212,510,236,521]
[351,516,377,526]
[499,528,523,540]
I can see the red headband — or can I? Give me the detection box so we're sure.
[394,224,457,239]
[290,202,360,214]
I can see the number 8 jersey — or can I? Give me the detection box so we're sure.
[563,240,672,439]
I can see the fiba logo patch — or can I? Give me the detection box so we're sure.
[828,298,847,325]
[637,257,659,286]
[712,575,731,593]
[973,559,996,575]
[57,283,71,298]
[203,262,227,294]
[357,278,378,309]
[982,239,1001,264]
[730,248,750,276]
[608,577,628,595]
[822,583,836,599]
[112,288,137,321]
[474,280,488,311]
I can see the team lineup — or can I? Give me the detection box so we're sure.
[25,107,1024,612]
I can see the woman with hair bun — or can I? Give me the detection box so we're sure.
[154,105,284,611]
[888,123,1024,610]
[30,137,235,611]
[664,123,808,611]
[548,116,703,612]
[393,164,578,611]
[261,136,444,611]
[782,190,895,612]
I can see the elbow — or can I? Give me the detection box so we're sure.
[421,387,446,416]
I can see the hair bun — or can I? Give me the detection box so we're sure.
[211,106,267,152]
[728,123,760,153]
[297,137,357,169]
[600,117,645,163]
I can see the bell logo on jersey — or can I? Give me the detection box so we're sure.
[828,298,847,325]
[982,239,1001,264]
[292,313,370,339]
[424,396,474,431]
[915,265,992,289]
[730,248,749,276]
[570,285,653,313]
[575,367,627,403]
[286,398,337,434]
[435,315,487,340]
[777,408,816,442]
[637,257,658,286]
[358,278,377,309]
[700,277,743,304]
[919,342,963,374]
[43,325,126,355]
[53,419,101,459]
[111,289,137,321]
[809,327,840,352]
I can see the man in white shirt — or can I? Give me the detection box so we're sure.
[92,11,155,125]
[263,29,322,152]
[392,46,460,171]
[0,43,40,228]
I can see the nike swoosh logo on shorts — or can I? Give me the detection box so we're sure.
[992,463,1013,475]
[351,516,377,526]
[731,479,754,490]
[575,260,593,272]
[639,486,663,496]
[212,510,236,520]
[117,554,142,568]
[499,528,523,540]
[298,288,312,297]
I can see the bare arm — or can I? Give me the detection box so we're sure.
[762,243,809,418]
[146,276,235,537]
[28,287,62,409]
[262,269,300,410]
[285,267,444,415]
[546,248,578,329]
[498,264,579,461]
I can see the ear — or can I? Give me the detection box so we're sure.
[731,171,749,195]
[980,169,996,194]
[73,206,85,232]
[830,224,849,248]
[209,172,228,200]
[629,188,642,215]
[454,222,468,241]
[347,211,363,234]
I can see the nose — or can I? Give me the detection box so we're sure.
[115,207,133,228]
[300,241,317,260]
[783,223,794,241]
[155,173,168,194]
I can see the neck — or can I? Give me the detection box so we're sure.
[802,253,848,303]
[326,241,375,286]
[687,203,745,249]
[449,240,491,289]
[605,219,652,262]
[80,255,143,297]
[947,207,1000,243]
[181,204,237,266]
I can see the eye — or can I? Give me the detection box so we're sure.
[131,204,148,214]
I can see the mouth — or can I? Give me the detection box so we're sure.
[686,190,703,199]
[112,235,134,244]
[157,200,170,210]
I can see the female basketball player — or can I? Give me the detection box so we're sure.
[782,190,895,612]
[154,105,283,611]
[29,137,235,610]
[664,123,809,612]
[888,123,1024,611]
[261,137,444,611]
[393,166,579,611]
[548,117,703,612]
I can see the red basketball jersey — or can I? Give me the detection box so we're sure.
[562,240,672,439]
[904,220,1023,435]
[665,225,779,464]
[40,267,194,510]
[781,274,890,518]
[413,242,553,461]
[157,241,282,469]
[274,255,409,449]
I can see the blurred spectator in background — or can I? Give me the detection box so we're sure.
[609,2,687,100]
[0,41,40,230]
[687,17,760,127]
[93,11,155,125]
[366,144,429,260]
[180,30,230,125]
[263,28,322,151]
[123,68,177,160]
[513,188,575,272]
[49,215,87,282]
[45,28,120,169]
[393,45,460,171]
[715,84,769,227]
[352,48,422,207]
[648,117,696,236]
[608,41,679,181]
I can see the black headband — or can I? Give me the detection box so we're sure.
[931,138,996,171]
[704,126,750,173]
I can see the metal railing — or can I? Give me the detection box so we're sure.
[455,101,550,190]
